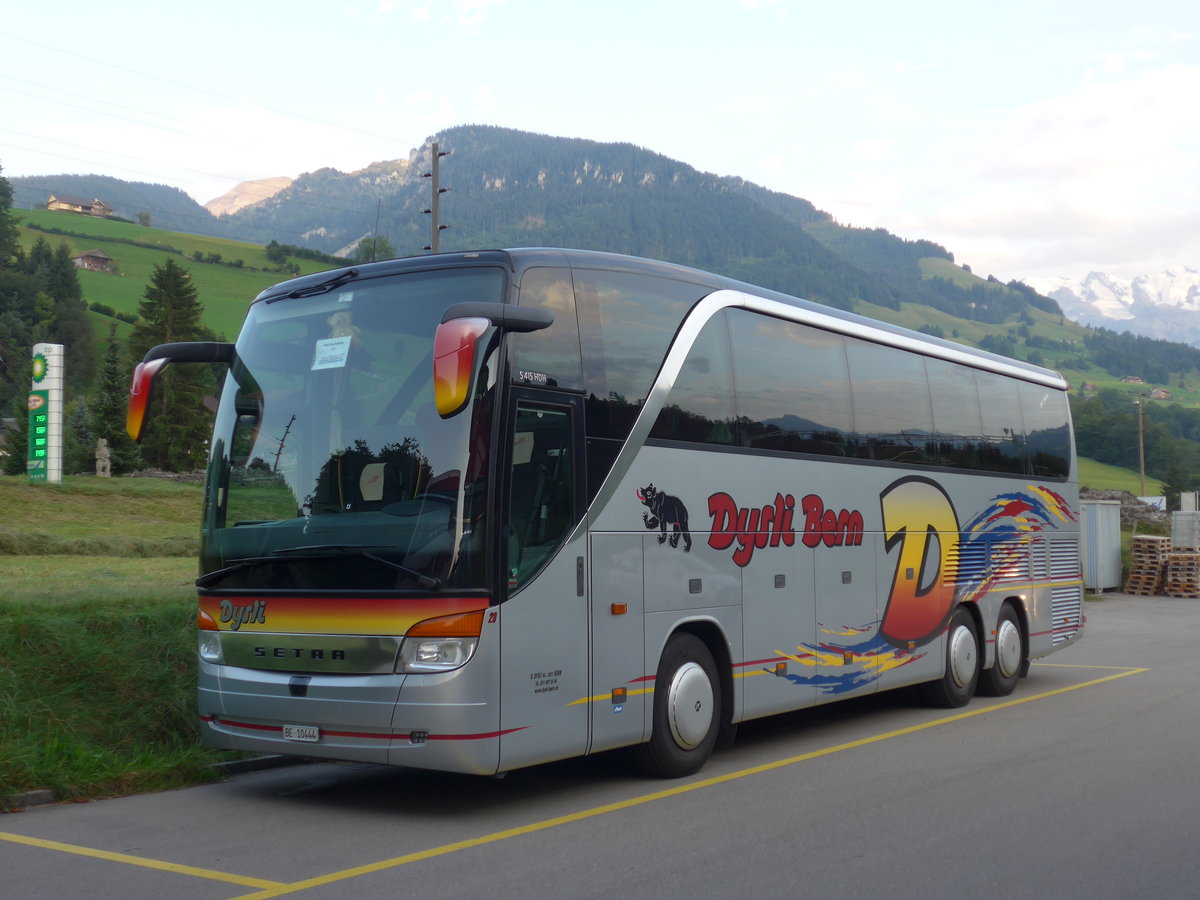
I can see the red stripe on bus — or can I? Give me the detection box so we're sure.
[204,716,525,741]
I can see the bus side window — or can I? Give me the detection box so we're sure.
[1020,381,1071,478]
[976,372,1026,473]
[509,404,575,590]
[650,310,736,445]
[728,310,853,457]
[845,337,935,465]
[927,358,984,470]
[512,267,583,391]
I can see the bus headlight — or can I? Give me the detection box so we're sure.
[398,637,478,673]
[395,609,485,673]
[198,631,224,663]
[197,608,223,663]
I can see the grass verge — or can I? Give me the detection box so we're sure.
[0,477,238,807]
[0,593,230,807]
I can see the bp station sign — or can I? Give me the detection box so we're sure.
[27,342,63,483]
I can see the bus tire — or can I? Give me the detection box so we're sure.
[919,606,979,708]
[633,633,720,778]
[978,603,1023,697]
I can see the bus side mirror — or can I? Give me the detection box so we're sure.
[434,303,554,419]
[433,318,490,418]
[126,357,169,442]
[126,341,235,442]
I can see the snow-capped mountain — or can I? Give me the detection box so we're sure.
[1026,268,1200,345]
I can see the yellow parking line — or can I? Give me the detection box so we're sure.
[0,831,284,889]
[230,665,1147,899]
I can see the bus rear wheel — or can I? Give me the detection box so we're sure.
[978,604,1023,697]
[919,606,979,708]
[633,633,720,778]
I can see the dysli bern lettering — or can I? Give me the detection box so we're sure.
[707,491,864,567]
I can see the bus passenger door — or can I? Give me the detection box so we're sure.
[497,392,590,771]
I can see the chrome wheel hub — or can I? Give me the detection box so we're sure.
[667,661,714,750]
[948,624,977,688]
[995,617,1021,678]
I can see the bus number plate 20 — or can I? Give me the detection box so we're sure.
[282,724,320,743]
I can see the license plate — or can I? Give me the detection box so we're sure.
[282,724,320,743]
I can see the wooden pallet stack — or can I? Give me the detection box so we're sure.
[1164,551,1200,598]
[1125,535,1172,596]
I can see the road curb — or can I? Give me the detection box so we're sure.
[2,756,308,812]
[1,789,55,813]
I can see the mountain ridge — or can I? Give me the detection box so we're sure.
[9,124,1047,321]
[1028,267,1200,346]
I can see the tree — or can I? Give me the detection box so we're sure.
[1161,462,1192,512]
[91,325,140,474]
[352,236,395,263]
[0,162,20,266]
[49,243,95,384]
[128,258,212,471]
[137,210,152,227]
[63,396,95,475]
[23,236,53,279]
[3,394,30,475]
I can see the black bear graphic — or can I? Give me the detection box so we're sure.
[637,483,692,551]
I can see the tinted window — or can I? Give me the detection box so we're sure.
[508,402,576,590]
[729,310,853,456]
[845,337,934,464]
[927,358,984,470]
[1020,381,1071,478]
[651,310,736,445]
[575,269,706,439]
[976,371,1025,473]
[512,267,583,391]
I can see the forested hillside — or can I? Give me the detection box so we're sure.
[7,126,1200,492]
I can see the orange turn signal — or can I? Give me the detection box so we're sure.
[406,609,485,638]
[197,608,219,631]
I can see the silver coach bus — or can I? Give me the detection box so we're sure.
[128,248,1082,778]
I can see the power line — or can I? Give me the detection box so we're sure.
[0,79,256,151]
[0,30,411,147]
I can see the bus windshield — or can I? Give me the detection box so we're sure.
[200,265,505,592]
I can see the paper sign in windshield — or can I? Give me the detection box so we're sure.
[312,335,351,370]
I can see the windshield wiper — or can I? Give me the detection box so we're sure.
[274,544,442,590]
[266,268,360,303]
[196,543,441,590]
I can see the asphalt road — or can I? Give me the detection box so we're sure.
[3,593,1197,900]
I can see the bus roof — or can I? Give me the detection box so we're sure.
[253,247,1068,390]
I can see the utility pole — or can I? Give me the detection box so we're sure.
[1137,393,1146,496]
[422,142,450,253]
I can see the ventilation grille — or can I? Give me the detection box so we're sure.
[1048,538,1080,581]
[1051,585,1083,645]
[948,541,987,585]
[1029,538,1049,580]
[947,540,1028,585]
[993,543,1030,584]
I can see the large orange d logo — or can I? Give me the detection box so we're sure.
[880,477,960,647]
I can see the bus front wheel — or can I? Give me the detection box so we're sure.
[920,606,979,708]
[633,633,720,778]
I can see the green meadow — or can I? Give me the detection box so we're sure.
[15,208,336,339]
[0,475,225,807]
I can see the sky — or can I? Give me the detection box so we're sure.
[2,0,1198,283]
